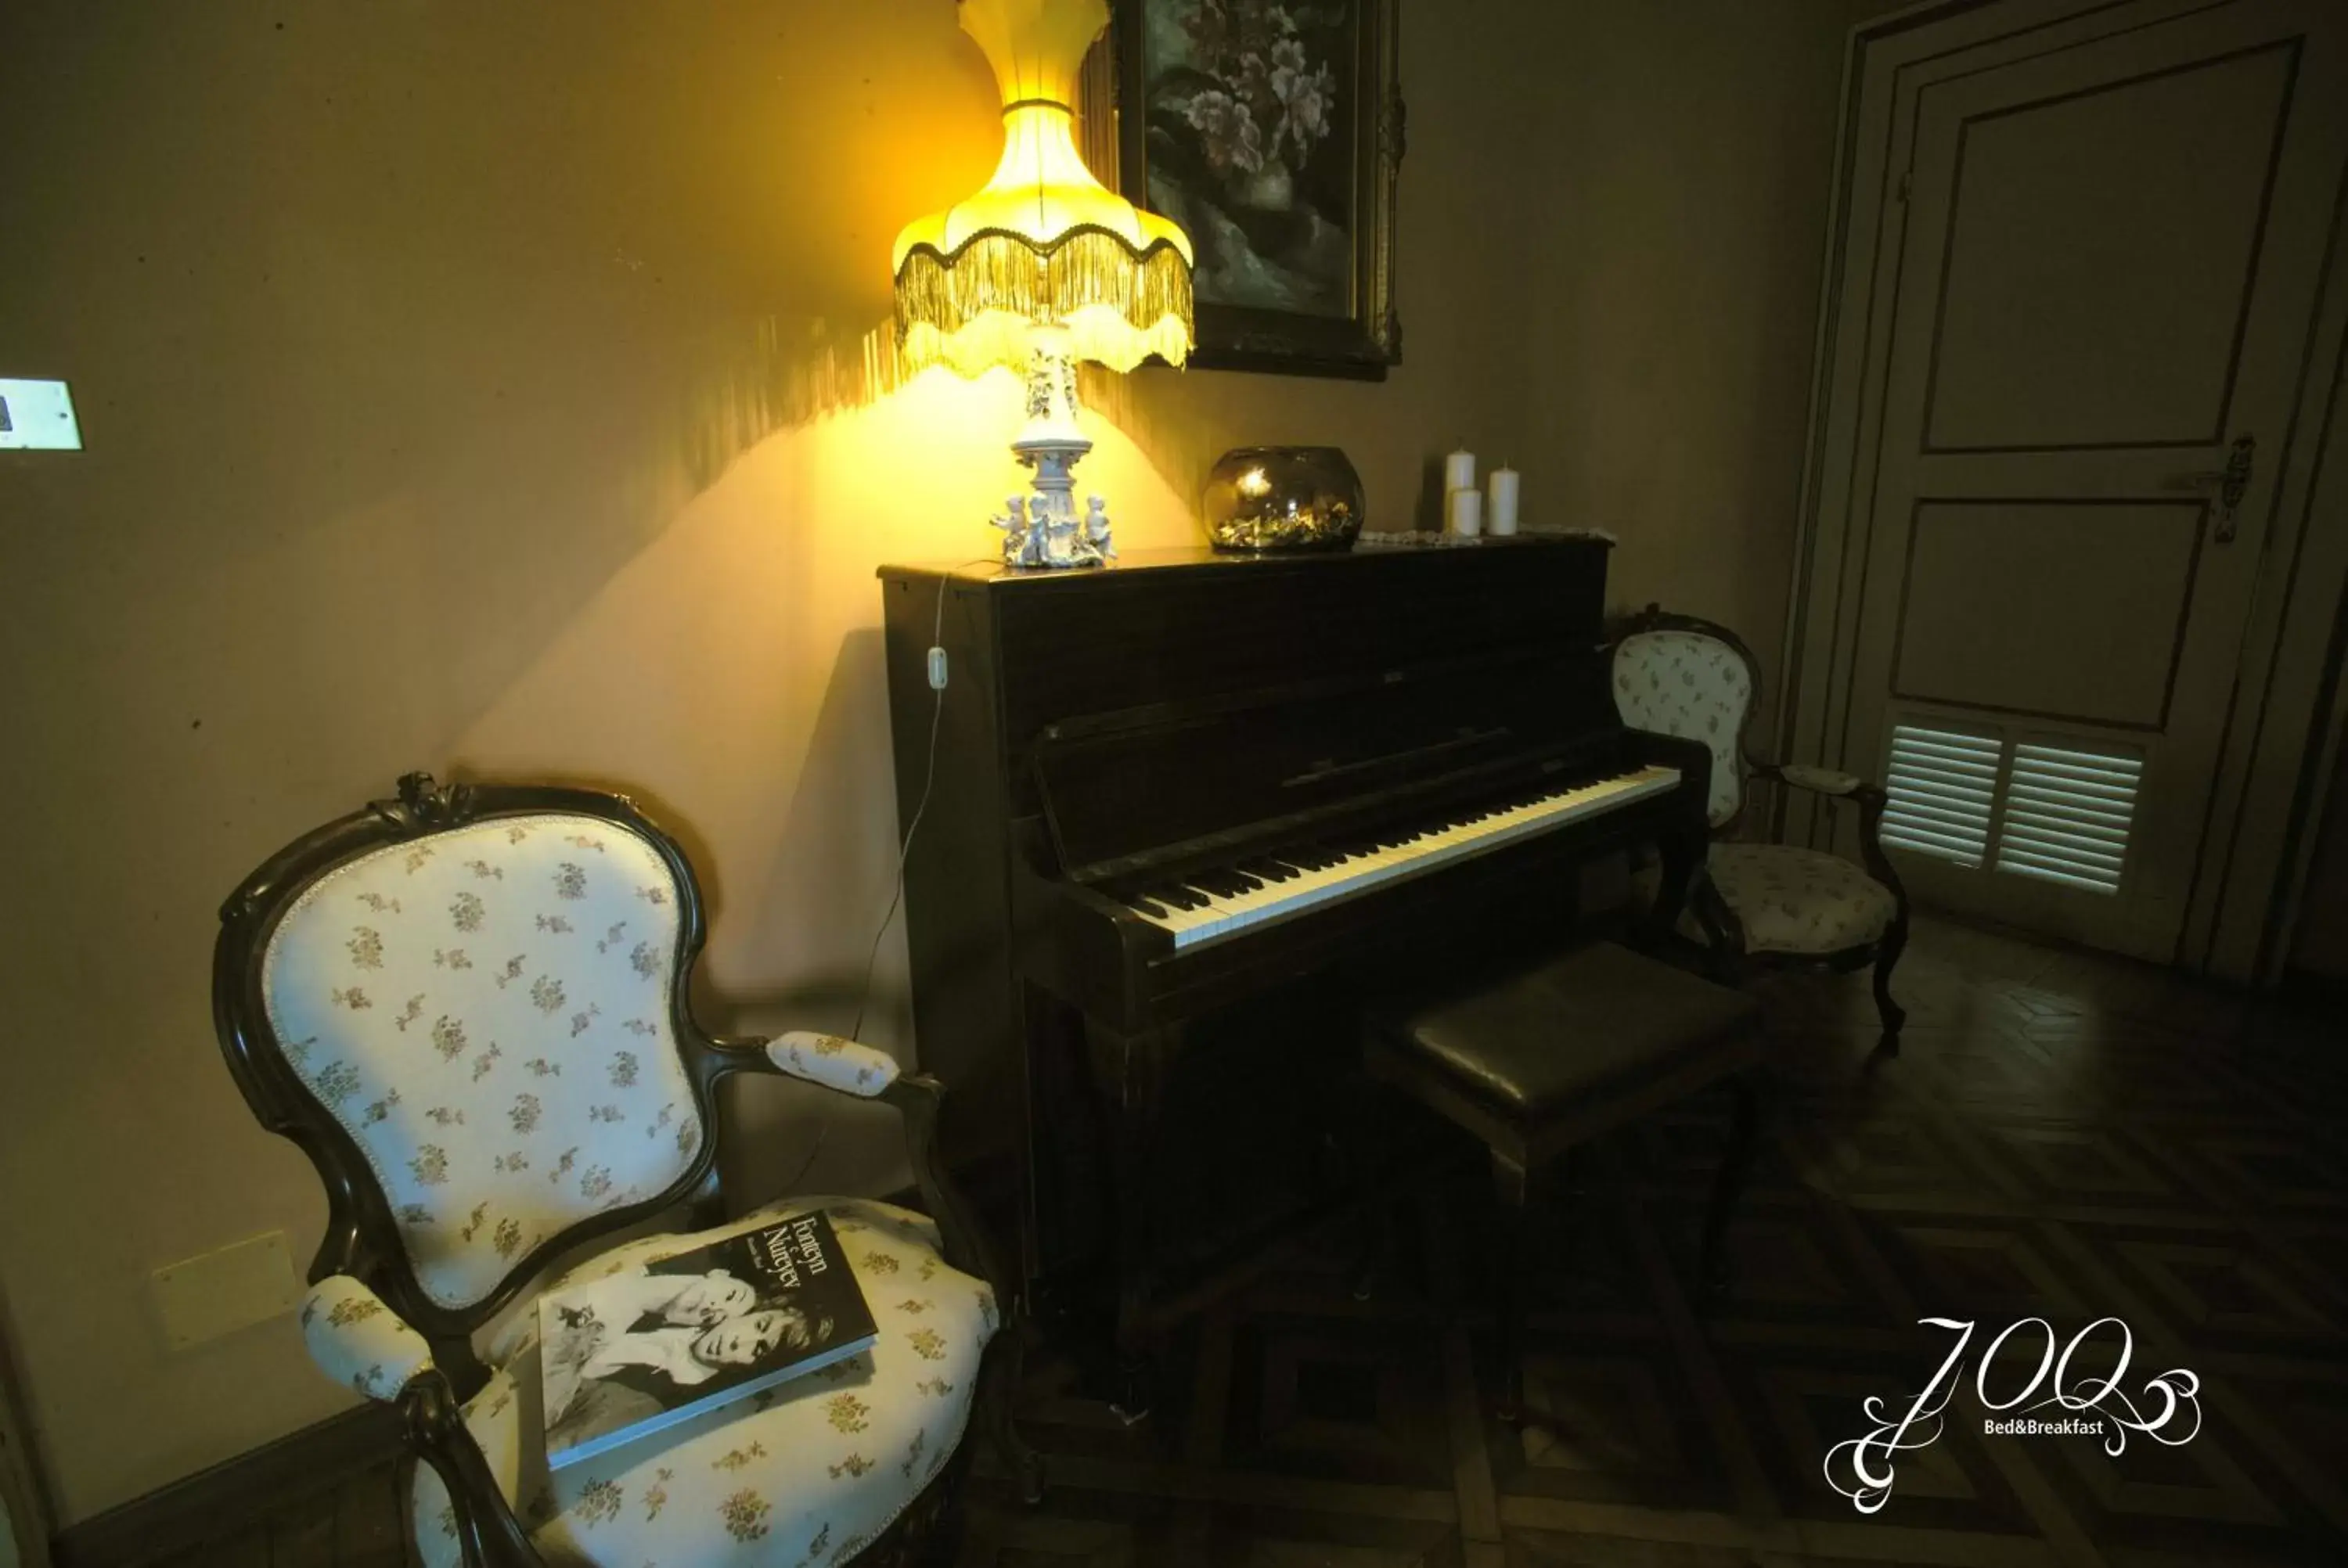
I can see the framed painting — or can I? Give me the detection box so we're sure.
[1108,0,1403,379]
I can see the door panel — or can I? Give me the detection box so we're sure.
[1840,0,2347,961]
[1892,502,2204,728]
[1922,45,2294,451]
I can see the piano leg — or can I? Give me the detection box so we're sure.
[1654,819,1743,981]
[1651,819,1694,926]
[1085,1016,1174,1423]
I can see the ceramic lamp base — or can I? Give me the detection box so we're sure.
[990,329,1115,570]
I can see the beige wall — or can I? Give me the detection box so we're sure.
[0,0,1881,1522]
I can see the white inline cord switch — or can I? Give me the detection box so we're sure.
[927,646,949,691]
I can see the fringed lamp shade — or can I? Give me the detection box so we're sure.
[891,0,1194,377]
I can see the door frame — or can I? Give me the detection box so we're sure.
[1777,0,2348,982]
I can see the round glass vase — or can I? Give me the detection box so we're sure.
[1201,446,1365,553]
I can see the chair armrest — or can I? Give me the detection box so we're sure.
[1754,761,1873,800]
[700,1030,903,1097]
[1753,764,1911,922]
[877,1074,1009,1313]
[305,1284,542,1565]
[704,1037,1012,1316]
[401,1370,545,1568]
[765,1030,903,1096]
[299,1275,434,1402]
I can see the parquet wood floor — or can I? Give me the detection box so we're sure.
[153,915,2347,1566]
[961,915,2348,1568]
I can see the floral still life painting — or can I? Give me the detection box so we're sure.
[1117,0,1400,378]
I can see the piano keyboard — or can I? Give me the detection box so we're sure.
[1111,764,1683,950]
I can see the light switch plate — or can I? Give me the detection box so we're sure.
[0,378,82,450]
[151,1231,303,1350]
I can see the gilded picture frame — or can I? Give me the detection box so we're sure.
[1104,0,1403,379]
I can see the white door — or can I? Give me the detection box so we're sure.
[1835,0,2347,962]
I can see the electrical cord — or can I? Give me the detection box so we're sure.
[783,556,998,1191]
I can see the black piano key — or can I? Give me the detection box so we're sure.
[1190,869,1248,897]
[1125,894,1169,918]
[1240,858,1299,881]
[1151,883,1209,911]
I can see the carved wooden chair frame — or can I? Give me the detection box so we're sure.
[213,773,1038,1568]
[1607,606,1911,1041]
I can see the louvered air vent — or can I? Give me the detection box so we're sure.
[1993,742,2141,894]
[1882,725,2000,868]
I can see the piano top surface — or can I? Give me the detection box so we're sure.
[877,533,1611,587]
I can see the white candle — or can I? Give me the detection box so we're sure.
[1446,487,1483,537]
[1487,466,1520,535]
[1444,448,1476,493]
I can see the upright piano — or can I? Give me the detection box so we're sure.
[877,538,1712,1407]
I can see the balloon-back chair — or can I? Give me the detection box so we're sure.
[1608,606,1912,1042]
[212,772,1039,1568]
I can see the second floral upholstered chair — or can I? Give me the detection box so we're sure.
[1608,606,1912,1043]
[213,773,1038,1568]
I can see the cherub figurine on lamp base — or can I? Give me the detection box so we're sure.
[990,328,1116,568]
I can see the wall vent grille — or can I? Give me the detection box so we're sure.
[1882,725,2001,869]
[1993,742,2141,894]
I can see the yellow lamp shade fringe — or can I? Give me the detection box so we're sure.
[895,225,1192,376]
[891,0,1194,376]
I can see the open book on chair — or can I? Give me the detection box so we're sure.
[538,1210,878,1469]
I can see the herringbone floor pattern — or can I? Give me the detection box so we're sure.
[960,917,2348,1567]
[148,917,2345,1567]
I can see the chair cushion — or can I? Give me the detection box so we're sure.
[1696,843,1897,955]
[1367,943,1757,1118]
[410,1196,996,1568]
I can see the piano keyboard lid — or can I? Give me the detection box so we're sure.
[1029,656,1616,884]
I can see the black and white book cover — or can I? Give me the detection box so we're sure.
[538,1210,877,1469]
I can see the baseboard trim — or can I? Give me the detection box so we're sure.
[50,1403,405,1568]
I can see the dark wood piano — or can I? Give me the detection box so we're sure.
[877,538,1712,1412]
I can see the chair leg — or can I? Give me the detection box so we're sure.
[1698,1077,1760,1300]
[1871,914,1910,1044]
[1490,1149,1532,1423]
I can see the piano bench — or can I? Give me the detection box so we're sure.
[1361,940,1763,1422]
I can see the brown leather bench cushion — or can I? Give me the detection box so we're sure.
[1367,942,1759,1117]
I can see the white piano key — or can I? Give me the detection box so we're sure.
[1117,765,1682,949]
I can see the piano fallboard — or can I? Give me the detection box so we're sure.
[1012,728,1712,1030]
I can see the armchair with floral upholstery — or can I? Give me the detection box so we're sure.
[1608,606,1911,1042]
[213,773,1039,1568]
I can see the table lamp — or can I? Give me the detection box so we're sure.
[893,0,1194,569]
